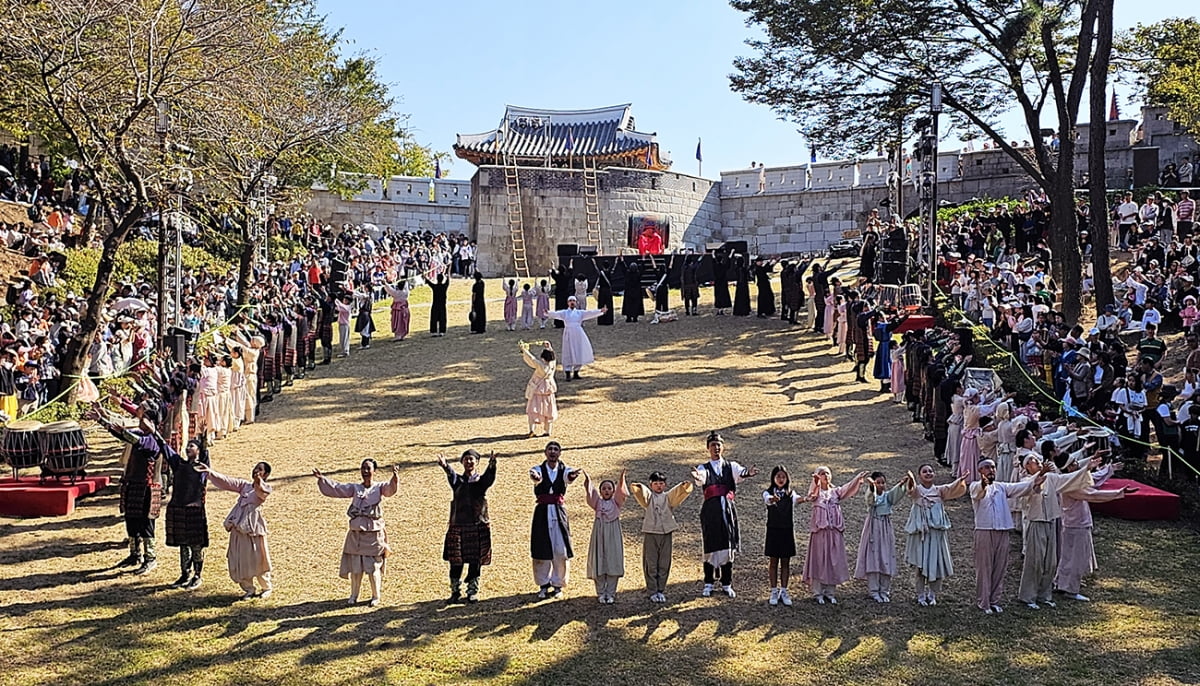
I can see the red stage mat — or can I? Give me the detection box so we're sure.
[0,476,112,517]
[896,315,935,333]
[1091,478,1180,522]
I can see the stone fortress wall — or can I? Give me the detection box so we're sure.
[305,106,1198,276]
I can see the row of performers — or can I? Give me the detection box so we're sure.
[92,416,1130,612]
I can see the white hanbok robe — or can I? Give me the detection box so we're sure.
[547,308,603,371]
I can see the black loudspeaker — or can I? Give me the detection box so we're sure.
[557,243,579,257]
[164,332,187,364]
[882,228,909,251]
[578,245,598,257]
[878,254,908,285]
[330,257,348,284]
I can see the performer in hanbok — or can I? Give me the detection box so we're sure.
[958,390,1011,485]
[520,340,558,437]
[438,449,497,603]
[353,285,375,349]
[584,469,628,604]
[903,465,967,606]
[529,441,580,599]
[763,465,808,607]
[1054,458,1134,601]
[469,272,487,334]
[854,471,910,603]
[518,283,536,330]
[547,296,606,381]
[573,272,591,311]
[313,459,400,607]
[536,279,552,329]
[801,466,868,604]
[96,401,169,576]
[1016,450,1099,610]
[383,278,411,341]
[629,472,692,603]
[873,310,908,393]
[503,279,519,331]
[970,459,1043,614]
[691,431,759,598]
[193,459,274,600]
[164,438,210,590]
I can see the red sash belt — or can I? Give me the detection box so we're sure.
[704,485,733,501]
[536,494,564,506]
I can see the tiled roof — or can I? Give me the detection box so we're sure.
[454,104,667,166]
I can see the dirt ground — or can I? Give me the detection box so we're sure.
[1,277,1198,686]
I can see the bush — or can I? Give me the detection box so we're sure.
[56,238,234,298]
[932,291,1057,415]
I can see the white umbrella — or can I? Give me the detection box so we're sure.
[112,297,150,311]
[361,222,381,239]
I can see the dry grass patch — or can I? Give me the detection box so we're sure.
[1,278,1198,685]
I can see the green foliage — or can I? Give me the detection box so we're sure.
[936,196,1021,223]
[932,292,1056,415]
[56,240,233,297]
[1119,18,1200,137]
[21,400,84,423]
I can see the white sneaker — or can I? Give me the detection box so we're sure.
[991,605,1004,614]
[701,584,713,597]
[1026,602,1040,610]
[926,596,936,606]
[816,595,826,605]
[598,595,607,604]
[984,606,994,615]
[537,587,548,600]
[606,595,615,605]
[1066,593,1090,602]
[1042,600,1056,608]
[723,585,736,598]
[826,595,838,605]
[870,592,883,603]
[780,588,793,606]
[880,592,890,603]
[769,588,780,606]
[917,594,929,606]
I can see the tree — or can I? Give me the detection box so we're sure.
[1088,0,1116,314]
[729,0,1113,323]
[178,4,413,309]
[0,0,291,400]
[1119,18,1200,137]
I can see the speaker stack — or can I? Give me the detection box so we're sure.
[877,229,909,285]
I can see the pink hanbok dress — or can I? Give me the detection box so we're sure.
[536,285,552,324]
[802,477,863,589]
[384,283,411,340]
[519,289,536,329]
[503,283,519,329]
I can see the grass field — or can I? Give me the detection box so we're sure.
[1,278,1198,686]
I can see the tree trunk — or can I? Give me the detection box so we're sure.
[61,207,145,402]
[237,221,255,310]
[1088,0,1116,315]
[1046,137,1083,323]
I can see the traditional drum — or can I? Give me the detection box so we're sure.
[2,420,44,478]
[39,421,89,482]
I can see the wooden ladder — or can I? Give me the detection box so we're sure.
[582,159,602,253]
[503,152,530,278]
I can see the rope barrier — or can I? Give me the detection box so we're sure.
[932,283,1200,479]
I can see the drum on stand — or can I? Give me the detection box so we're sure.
[39,420,89,483]
[2,420,44,479]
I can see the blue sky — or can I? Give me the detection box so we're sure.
[316,0,1190,180]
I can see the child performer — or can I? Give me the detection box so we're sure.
[801,467,868,604]
[536,279,552,329]
[503,279,519,331]
[763,465,809,607]
[519,283,536,330]
[903,465,967,606]
[584,469,628,604]
[629,471,693,603]
[438,449,498,604]
[520,341,558,437]
[854,471,911,603]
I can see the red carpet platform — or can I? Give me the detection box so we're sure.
[1092,478,1180,521]
[0,476,112,517]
